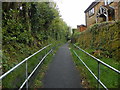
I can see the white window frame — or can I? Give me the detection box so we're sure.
[104,0,107,5]
[108,0,114,4]
[104,0,114,5]
[89,8,95,17]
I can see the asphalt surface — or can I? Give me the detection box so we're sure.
[43,43,82,88]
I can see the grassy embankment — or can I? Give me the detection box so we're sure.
[2,39,63,88]
[70,45,119,88]
[70,21,120,88]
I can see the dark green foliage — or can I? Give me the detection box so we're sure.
[2,2,69,88]
[75,21,120,61]
[2,2,69,73]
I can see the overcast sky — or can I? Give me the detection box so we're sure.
[54,0,94,28]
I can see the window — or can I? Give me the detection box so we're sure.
[89,8,95,16]
[108,0,114,4]
[104,0,107,5]
[104,0,114,5]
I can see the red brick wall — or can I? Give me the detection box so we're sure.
[80,26,87,32]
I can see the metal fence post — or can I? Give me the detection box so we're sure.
[98,62,100,90]
[26,61,28,90]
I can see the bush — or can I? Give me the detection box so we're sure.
[76,21,120,61]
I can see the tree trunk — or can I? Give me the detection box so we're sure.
[118,1,120,20]
[22,3,31,32]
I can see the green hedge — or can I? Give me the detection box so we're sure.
[76,21,120,61]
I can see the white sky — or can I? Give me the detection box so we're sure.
[54,0,94,28]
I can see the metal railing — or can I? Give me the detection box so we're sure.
[73,44,120,90]
[0,44,52,89]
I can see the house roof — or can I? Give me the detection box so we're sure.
[84,0,100,13]
[77,25,86,27]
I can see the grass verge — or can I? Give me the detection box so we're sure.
[2,40,62,88]
[70,44,120,88]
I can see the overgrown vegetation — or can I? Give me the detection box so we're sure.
[2,2,68,72]
[73,21,120,61]
[70,21,120,88]
[2,2,69,88]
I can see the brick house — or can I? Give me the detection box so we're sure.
[77,25,87,32]
[84,0,120,27]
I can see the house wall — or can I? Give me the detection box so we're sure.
[77,26,87,32]
[80,26,87,32]
[85,1,119,27]
[85,2,105,27]
[110,2,119,20]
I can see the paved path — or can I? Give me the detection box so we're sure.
[43,43,82,88]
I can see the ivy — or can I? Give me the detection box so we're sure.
[75,21,120,61]
[2,2,69,72]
